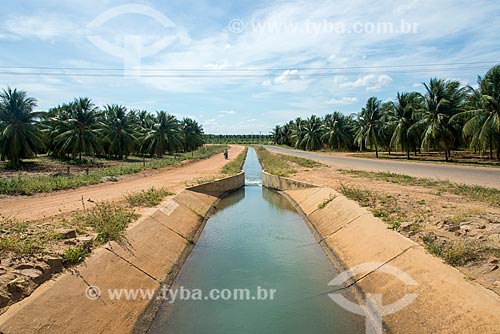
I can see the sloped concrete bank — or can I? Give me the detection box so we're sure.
[0,172,245,334]
[262,171,500,334]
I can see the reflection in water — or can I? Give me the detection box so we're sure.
[216,187,245,209]
[148,148,362,334]
[261,186,296,212]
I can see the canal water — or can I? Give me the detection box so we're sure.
[149,148,362,333]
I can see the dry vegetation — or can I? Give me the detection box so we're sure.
[0,186,174,312]
[254,145,322,176]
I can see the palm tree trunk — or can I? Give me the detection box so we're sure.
[407,149,410,160]
[375,144,379,158]
[444,149,449,162]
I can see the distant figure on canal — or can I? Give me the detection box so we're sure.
[224,149,229,160]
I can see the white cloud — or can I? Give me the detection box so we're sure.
[261,79,272,86]
[338,74,393,92]
[219,110,235,114]
[325,97,359,105]
[3,14,79,40]
[274,69,300,84]
[204,118,217,125]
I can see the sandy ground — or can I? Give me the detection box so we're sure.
[0,145,244,223]
[265,145,500,189]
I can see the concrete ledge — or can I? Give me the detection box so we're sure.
[0,172,245,334]
[187,171,245,196]
[261,171,315,190]
[262,172,500,334]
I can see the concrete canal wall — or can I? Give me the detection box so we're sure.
[0,172,245,334]
[262,171,500,334]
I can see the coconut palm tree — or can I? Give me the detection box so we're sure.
[300,115,323,150]
[387,92,422,159]
[270,125,286,145]
[142,111,182,157]
[411,78,464,161]
[181,117,204,151]
[320,111,353,150]
[101,105,137,160]
[453,65,500,160]
[0,88,45,167]
[354,97,382,157]
[51,98,103,160]
[378,101,395,154]
[288,118,306,149]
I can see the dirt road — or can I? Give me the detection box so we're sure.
[0,145,244,222]
[265,145,500,189]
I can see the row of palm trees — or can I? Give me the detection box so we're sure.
[271,65,500,161]
[0,91,205,166]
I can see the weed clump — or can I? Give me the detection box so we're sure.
[125,187,174,207]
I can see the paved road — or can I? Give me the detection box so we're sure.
[264,145,500,189]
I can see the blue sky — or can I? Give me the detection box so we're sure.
[1,0,499,134]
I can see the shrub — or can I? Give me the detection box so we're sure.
[73,202,138,244]
[63,244,90,264]
[125,187,174,207]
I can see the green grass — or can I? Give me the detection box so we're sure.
[71,202,138,244]
[283,154,322,168]
[63,244,90,264]
[222,147,248,175]
[125,187,174,207]
[339,169,500,207]
[339,183,373,207]
[0,200,141,264]
[0,145,227,196]
[373,209,389,218]
[254,146,321,176]
[0,218,61,257]
[338,183,405,229]
[317,195,336,209]
[422,236,498,266]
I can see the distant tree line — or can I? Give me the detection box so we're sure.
[205,134,271,144]
[0,93,204,166]
[270,65,500,161]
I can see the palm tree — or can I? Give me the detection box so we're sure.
[288,118,306,149]
[387,92,422,159]
[181,117,204,151]
[320,111,352,150]
[270,125,286,145]
[454,65,500,160]
[378,101,395,154]
[300,115,323,150]
[52,98,103,160]
[0,88,45,167]
[101,105,137,160]
[142,111,182,157]
[411,78,464,161]
[355,97,382,157]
